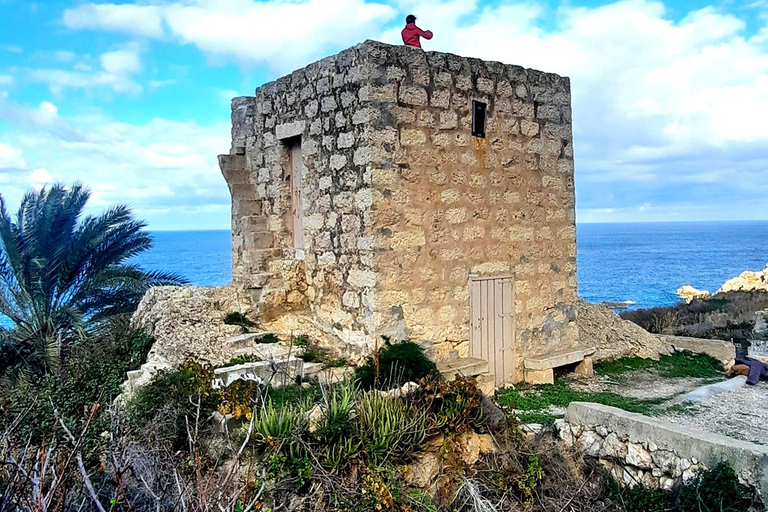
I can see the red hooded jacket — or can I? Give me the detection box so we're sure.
[401,23,433,48]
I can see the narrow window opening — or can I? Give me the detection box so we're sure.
[472,100,487,138]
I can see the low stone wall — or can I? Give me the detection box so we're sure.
[557,402,768,497]
[657,334,735,366]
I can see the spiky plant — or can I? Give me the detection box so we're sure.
[0,183,185,379]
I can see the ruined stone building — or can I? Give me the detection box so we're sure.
[218,40,584,385]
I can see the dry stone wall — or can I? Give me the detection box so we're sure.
[558,402,768,497]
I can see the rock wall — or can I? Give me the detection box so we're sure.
[557,402,768,497]
[363,43,578,374]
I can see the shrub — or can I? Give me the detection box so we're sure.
[607,479,671,512]
[1,322,153,455]
[675,461,756,512]
[127,359,220,450]
[219,380,262,420]
[219,353,262,367]
[355,339,438,389]
[411,375,485,435]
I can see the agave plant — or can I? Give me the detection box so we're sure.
[0,183,185,379]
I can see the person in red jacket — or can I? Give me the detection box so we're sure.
[401,14,433,49]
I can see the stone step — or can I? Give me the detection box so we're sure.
[212,358,304,390]
[225,332,277,349]
[229,344,302,361]
[437,357,489,381]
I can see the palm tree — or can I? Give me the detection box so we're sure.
[0,183,185,379]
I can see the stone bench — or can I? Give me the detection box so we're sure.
[524,346,596,384]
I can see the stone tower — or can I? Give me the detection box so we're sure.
[219,40,581,385]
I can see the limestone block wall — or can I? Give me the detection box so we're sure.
[221,45,379,342]
[362,44,578,373]
[221,40,578,377]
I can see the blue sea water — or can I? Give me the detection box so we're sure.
[139,221,768,310]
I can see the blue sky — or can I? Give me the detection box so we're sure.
[1,0,767,230]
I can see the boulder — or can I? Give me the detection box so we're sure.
[677,285,710,303]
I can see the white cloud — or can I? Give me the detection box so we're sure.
[63,0,397,71]
[23,45,144,95]
[100,45,142,75]
[0,96,231,230]
[0,75,13,85]
[62,3,165,38]
[0,142,25,168]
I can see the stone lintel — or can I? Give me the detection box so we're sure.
[275,121,305,141]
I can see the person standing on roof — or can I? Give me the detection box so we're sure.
[401,14,433,49]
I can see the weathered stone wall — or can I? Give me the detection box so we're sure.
[220,43,384,349]
[221,40,578,381]
[361,44,578,375]
[558,402,768,497]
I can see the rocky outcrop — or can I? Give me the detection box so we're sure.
[576,299,668,360]
[717,264,768,294]
[677,285,710,303]
[124,285,252,393]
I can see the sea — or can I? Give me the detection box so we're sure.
[138,221,768,311]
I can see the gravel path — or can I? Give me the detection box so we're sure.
[572,369,768,445]
[657,384,768,445]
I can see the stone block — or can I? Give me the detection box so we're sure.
[398,85,428,106]
[574,356,594,376]
[525,368,554,385]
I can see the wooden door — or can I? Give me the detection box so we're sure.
[288,140,304,249]
[470,275,515,386]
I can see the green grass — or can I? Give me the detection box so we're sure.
[496,379,662,422]
[594,351,724,380]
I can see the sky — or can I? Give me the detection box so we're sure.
[0,0,767,230]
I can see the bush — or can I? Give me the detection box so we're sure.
[355,339,438,389]
[357,390,427,464]
[224,311,256,332]
[127,359,220,450]
[1,321,153,455]
[675,461,756,512]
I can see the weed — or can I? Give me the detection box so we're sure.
[495,379,662,420]
[355,339,438,389]
[224,311,257,332]
[293,334,310,347]
[257,333,280,344]
[219,353,262,367]
[594,351,724,380]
